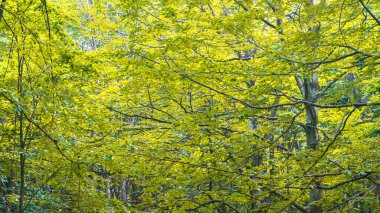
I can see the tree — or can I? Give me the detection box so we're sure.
[0,0,379,212]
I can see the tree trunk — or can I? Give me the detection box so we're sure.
[17,49,25,213]
[297,74,322,213]
[304,74,320,149]
[19,115,25,213]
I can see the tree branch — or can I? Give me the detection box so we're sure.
[0,0,5,21]
[22,112,73,163]
[359,0,380,26]
[317,172,373,189]
[181,73,380,110]
[280,51,361,65]
[304,107,357,175]
[106,106,173,124]
[187,200,240,213]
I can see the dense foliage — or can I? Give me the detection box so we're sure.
[0,0,379,212]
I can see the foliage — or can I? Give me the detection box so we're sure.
[0,0,379,212]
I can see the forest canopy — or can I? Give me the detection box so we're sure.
[0,0,379,212]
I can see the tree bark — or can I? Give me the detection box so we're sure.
[297,74,322,213]
[0,0,5,21]
[304,74,320,149]
[17,49,25,213]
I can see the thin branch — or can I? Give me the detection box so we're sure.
[301,100,380,108]
[215,57,253,62]
[358,0,380,26]
[24,165,64,210]
[233,0,248,11]
[268,189,308,213]
[171,98,189,113]
[181,73,380,109]
[140,153,245,176]
[304,107,357,175]
[22,112,73,163]
[273,110,303,143]
[187,200,240,213]
[327,186,375,211]
[180,74,298,110]
[316,71,347,99]
[261,19,284,35]
[147,89,177,120]
[106,105,173,124]
[304,172,342,178]
[280,51,361,65]
[41,0,51,39]
[317,172,373,189]
[262,18,277,29]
